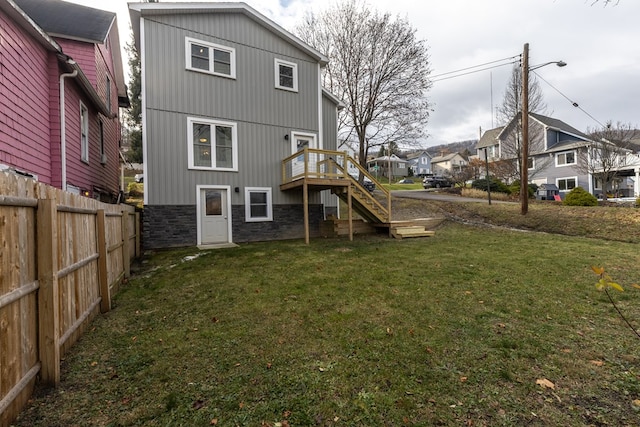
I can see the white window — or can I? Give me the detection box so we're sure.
[527,157,535,170]
[556,150,576,167]
[245,187,273,222]
[80,102,89,163]
[186,37,236,79]
[274,58,298,92]
[398,163,405,169]
[187,117,238,171]
[557,177,577,191]
[421,157,427,164]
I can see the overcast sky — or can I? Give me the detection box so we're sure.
[67,0,640,147]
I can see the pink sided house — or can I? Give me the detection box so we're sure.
[0,0,129,202]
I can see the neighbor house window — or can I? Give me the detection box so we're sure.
[99,120,106,164]
[556,150,576,166]
[186,37,236,78]
[106,75,111,114]
[274,58,298,92]
[188,117,238,171]
[527,157,535,170]
[557,177,577,191]
[80,102,89,163]
[245,187,273,222]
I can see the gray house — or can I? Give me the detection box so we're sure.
[477,113,640,197]
[130,2,388,248]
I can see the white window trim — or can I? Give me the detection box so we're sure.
[80,102,89,163]
[556,176,578,192]
[274,58,298,92]
[555,150,577,167]
[245,187,273,222]
[185,37,236,79]
[187,117,238,171]
[528,157,535,170]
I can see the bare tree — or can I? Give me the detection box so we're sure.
[296,1,431,170]
[578,122,640,200]
[495,66,550,182]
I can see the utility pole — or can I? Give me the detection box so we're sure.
[520,43,529,215]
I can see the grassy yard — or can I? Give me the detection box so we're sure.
[14,219,640,426]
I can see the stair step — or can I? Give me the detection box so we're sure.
[391,226,436,239]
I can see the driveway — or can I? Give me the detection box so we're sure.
[391,189,512,204]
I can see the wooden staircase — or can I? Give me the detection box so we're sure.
[332,178,390,224]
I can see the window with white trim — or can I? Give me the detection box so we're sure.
[556,150,576,166]
[557,177,577,191]
[527,157,535,170]
[186,37,236,79]
[187,117,238,171]
[80,102,89,163]
[245,187,273,222]
[274,58,298,92]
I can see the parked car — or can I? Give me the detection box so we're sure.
[398,178,414,184]
[350,174,375,192]
[422,176,452,189]
[134,173,144,183]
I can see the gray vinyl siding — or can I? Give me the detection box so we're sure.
[322,94,338,151]
[143,14,319,130]
[141,12,323,206]
[145,109,321,206]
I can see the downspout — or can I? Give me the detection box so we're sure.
[59,59,77,192]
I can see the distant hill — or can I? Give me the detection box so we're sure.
[424,140,478,158]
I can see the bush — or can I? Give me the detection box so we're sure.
[127,182,143,197]
[471,177,510,194]
[509,180,538,198]
[563,187,598,206]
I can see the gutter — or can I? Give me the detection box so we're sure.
[59,59,78,192]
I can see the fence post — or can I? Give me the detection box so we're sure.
[121,210,130,278]
[96,210,110,313]
[37,198,60,386]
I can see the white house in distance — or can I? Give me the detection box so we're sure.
[431,152,468,176]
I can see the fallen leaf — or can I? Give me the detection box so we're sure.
[591,266,605,275]
[211,317,219,323]
[386,327,392,335]
[460,376,468,382]
[408,328,414,336]
[561,348,572,353]
[281,421,290,427]
[496,323,506,328]
[632,284,640,290]
[536,378,555,390]
[239,401,244,409]
[632,399,640,408]
[266,363,272,369]
[590,360,604,367]
[193,400,205,410]
[283,410,291,418]
[425,347,433,354]
[210,419,218,425]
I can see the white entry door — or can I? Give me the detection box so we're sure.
[291,132,316,178]
[199,188,229,244]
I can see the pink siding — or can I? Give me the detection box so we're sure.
[1,11,125,200]
[0,11,53,183]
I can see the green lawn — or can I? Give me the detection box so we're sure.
[15,221,640,426]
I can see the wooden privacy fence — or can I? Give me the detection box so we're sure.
[0,172,140,426]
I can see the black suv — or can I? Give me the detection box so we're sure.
[422,176,452,189]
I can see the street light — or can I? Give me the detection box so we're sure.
[520,43,566,215]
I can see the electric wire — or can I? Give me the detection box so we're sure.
[431,59,519,82]
[429,55,520,80]
[532,70,607,128]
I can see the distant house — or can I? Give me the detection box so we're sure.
[475,127,503,161]
[431,152,468,176]
[406,151,432,176]
[129,2,389,248]
[367,154,409,179]
[1,0,129,201]
[477,113,640,197]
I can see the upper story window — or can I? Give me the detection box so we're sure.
[556,150,576,167]
[186,37,236,79]
[80,102,89,163]
[274,58,298,92]
[106,75,111,114]
[527,157,535,170]
[187,117,238,171]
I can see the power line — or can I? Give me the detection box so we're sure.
[430,55,520,81]
[431,60,519,83]
[532,70,607,128]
